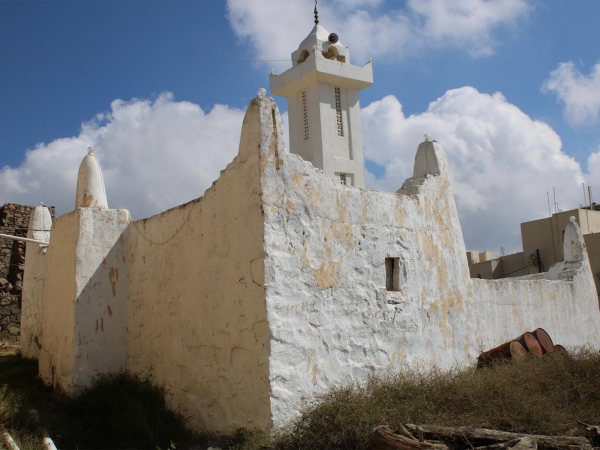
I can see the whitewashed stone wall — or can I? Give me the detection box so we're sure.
[257,95,600,427]
[29,94,600,435]
[125,96,272,434]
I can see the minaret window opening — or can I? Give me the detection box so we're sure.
[335,88,344,137]
[302,91,309,140]
[340,173,347,185]
[297,49,309,65]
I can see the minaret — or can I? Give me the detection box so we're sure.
[269,8,373,188]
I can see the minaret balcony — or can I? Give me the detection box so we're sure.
[270,52,373,97]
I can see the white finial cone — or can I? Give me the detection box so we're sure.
[27,204,52,242]
[76,149,108,209]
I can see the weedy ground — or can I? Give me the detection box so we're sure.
[238,348,600,449]
[0,335,203,449]
[2,334,600,450]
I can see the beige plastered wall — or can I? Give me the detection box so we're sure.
[21,242,49,359]
[259,97,600,427]
[39,211,77,390]
[125,97,272,434]
[39,208,130,393]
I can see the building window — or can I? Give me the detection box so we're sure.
[302,91,309,140]
[336,173,352,186]
[335,87,343,137]
[385,257,400,291]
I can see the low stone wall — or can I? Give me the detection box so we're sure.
[0,203,55,338]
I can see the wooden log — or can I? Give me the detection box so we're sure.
[474,437,537,449]
[404,425,591,449]
[531,328,554,353]
[472,438,527,449]
[368,426,449,450]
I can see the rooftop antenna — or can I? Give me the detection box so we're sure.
[314,0,319,25]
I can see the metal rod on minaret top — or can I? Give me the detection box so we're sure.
[314,0,319,25]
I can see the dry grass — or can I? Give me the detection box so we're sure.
[239,349,600,449]
[2,336,600,450]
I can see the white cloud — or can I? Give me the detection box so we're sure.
[586,147,600,199]
[227,0,532,64]
[0,93,245,219]
[543,61,600,126]
[0,87,589,256]
[361,87,586,253]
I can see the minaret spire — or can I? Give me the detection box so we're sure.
[314,0,319,25]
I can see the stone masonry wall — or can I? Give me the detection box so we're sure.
[0,203,55,338]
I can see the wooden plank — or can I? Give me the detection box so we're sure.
[368,426,449,450]
[404,425,591,450]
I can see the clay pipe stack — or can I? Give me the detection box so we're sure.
[477,328,566,368]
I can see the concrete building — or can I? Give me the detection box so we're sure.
[467,206,600,295]
[521,207,600,294]
[19,17,600,435]
[466,250,539,280]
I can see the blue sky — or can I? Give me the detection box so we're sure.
[1,0,599,253]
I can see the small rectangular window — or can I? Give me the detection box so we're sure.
[336,172,353,186]
[385,257,400,291]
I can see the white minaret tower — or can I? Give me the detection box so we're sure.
[269,5,373,188]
